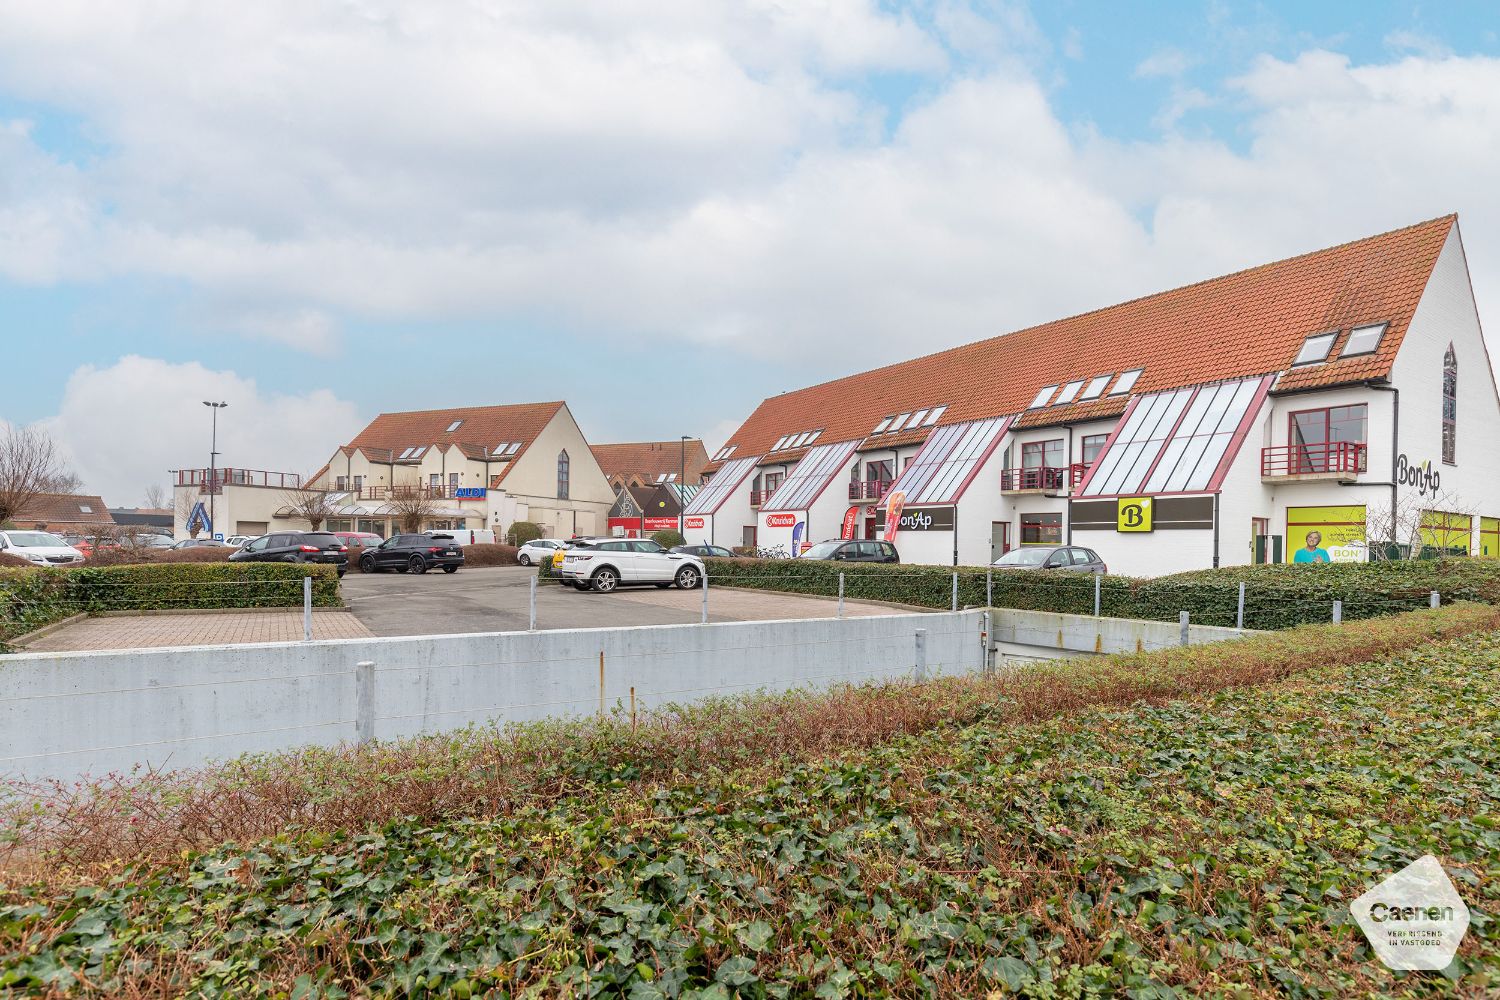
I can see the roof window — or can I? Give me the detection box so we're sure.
[1080,374,1112,400]
[1342,323,1387,357]
[872,416,893,434]
[445,420,463,433]
[1027,386,1058,409]
[1109,369,1143,395]
[1054,380,1085,405]
[1292,333,1337,366]
[923,406,946,426]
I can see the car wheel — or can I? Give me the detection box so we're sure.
[674,566,701,590]
[409,555,428,575]
[359,556,376,573]
[518,553,531,566]
[442,565,458,574]
[590,567,619,593]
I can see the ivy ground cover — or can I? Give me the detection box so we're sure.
[3,617,1498,996]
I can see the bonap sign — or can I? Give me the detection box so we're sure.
[1352,855,1469,971]
[1396,454,1441,497]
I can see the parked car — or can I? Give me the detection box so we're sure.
[0,530,85,566]
[559,538,705,592]
[671,543,741,559]
[62,533,117,559]
[229,530,349,576]
[357,532,465,575]
[516,538,565,566]
[549,537,604,577]
[992,545,1107,573]
[224,534,255,548]
[332,531,384,550]
[798,539,900,563]
[171,538,233,550]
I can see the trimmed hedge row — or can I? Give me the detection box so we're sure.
[703,556,1500,630]
[0,563,342,647]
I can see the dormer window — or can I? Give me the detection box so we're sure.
[1027,386,1057,409]
[1342,323,1387,357]
[1054,380,1085,405]
[1110,369,1143,395]
[1292,333,1337,366]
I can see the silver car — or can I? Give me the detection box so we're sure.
[992,545,1107,573]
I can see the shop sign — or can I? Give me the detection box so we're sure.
[644,517,679,531]
[841,506,860,539]
[1117,497,1153,532]
[878,505,954,532]
[454,487,487,499]
[685,516,705,530]
[765,512,798,528]
[1396,454,1441,497]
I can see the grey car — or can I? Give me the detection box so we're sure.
[992,545,1107,573]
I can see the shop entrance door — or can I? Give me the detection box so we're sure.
[1252,517,1269,563]
[990,521,1010,560]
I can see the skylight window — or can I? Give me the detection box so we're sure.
[773,436,789,450]
[1028,386,1058,409]
[445,420,463,433]
[1081,375,1112,400]
[909,408,929,427]
[872,416,893,434]
[78,505,92,514]
[890,413,912,431]
[923,406,946,426]
[1292,333,1337,366]
[1110,369,1143,396]
[503,441,521,455]
[1054,380,1085,405]
[804,430,821,445]
[1342,323,1387,357]
[712,445,737,461]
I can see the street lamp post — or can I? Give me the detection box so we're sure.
[679,436,690,535]
[203,401,227,537]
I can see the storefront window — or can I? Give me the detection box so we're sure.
[1081,434,1109,466]
[1021,439,1064,469]
[357,519,386,537]
[1021,512,1062,545]
[326,518,352,532]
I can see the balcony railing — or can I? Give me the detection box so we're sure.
[1001,466,1071,492]
[349,485,468,501]
[848,479,894,501]
[176,468,304,492]
[749,490,770,507]
[1261,442,1367,478]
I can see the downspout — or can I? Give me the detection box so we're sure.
[1368,384,1400,547]
[1064,425,1074,545]
[1212,494,1220,568]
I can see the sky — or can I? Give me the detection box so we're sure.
[2,0,1499,504]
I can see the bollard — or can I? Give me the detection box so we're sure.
[355,660,375,745]
[1430,590,1440,609]
[981,611,992,676]
[986,567,992,609]
[529,575,538,631]
[1179,610,1189,647]
[914,628,927,682]
[1093,573,1101,618]
[951,572,959,612]
[838,572,845,618]
[598,651,606,719]
[1237,581,1246,631]
[1332,599,1342,624]
[701,572,709,624]
[303,576,313,641]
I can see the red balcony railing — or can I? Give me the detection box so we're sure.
[1001,466,1070,492]
[1261,442,1367,478]
[175,468,304,491]
[749,490,769,507]
[848,479,894,501]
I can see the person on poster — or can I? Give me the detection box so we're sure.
[1293,530,1331,564]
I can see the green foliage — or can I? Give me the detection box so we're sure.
[703,556,1500,629]
[0,563,342,644]
[458,543,519,567]
[650,528,686,549]
[506,520,543,545]
[3,606,1497,995]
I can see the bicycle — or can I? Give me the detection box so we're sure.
[754,544,789,559]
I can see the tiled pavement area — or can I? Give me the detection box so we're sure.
[19,612,373,652]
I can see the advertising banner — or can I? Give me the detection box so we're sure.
[1286,505,1367,563]
[643,517,680,532]
[840,506,860,539]
[684,516,705,530]
[882,490,907,543]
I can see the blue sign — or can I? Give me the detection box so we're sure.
[454,487,487,499]
[185,501,212,537]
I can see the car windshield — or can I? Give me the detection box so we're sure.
[995,548,1050,567]
[7,532,67,547]
[801,540,843,559]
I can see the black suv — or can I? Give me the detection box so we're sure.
[357,533,465,575]
[229,531,349,575]
[798,538,900,563]
[671,544,742,559]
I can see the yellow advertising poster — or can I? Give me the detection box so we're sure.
[1481,517,1499,559]
[1419,510,1473,555]
[1286,505,1366,563]
[1117,497,1153,532]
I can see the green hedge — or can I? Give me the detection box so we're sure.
[0,563,342,647]
[703,556,1500,630]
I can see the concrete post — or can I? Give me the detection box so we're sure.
[1093,573,1101,618]
[1430,590,1440,609]
[303,577,312,642]
[529,575,538,631]
[951,572,959,612]
[1236,581,1246,631]
[986,568,992,609]
[838,573,845,618]
[1332,599,1342,624]
[981,611,992,676]
[914,628,927,682]
[1179,610,1190,647]
[355,660,375,745]
[701,572,709,624]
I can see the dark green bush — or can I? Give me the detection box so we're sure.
[702,556,1500,630]
[0,563,342,645]
[506,521,543,545]
[650,528,686,549]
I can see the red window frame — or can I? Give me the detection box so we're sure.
[1287,404,1368,474]
[1021,438,1064,469]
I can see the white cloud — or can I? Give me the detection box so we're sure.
[38,357,364,504]
[1135,47,1193,79]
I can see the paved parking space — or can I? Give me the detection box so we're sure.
[19,611,373,652]
[342,565,898,637]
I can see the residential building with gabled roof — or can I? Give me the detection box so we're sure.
[591,440,710,492]
[696,215,1500,572]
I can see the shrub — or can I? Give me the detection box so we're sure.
[506,520,542,545]
[0,552,31,568]
[460,543,519,567]
[650,528,685,549]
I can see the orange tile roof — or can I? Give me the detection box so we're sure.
[344,402,566,485]
[711,215,1455,469]
[13,493,114,527]
[591,440,710,480]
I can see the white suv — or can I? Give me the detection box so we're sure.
[0,530,86,566]
[516,538,564,566]
[560,538,705,593]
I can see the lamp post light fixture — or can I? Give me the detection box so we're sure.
[203,401,228,537]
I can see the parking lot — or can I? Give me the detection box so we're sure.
[341,565,897,636]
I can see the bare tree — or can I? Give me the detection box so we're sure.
[1362,488,1479,560]
[278,488,340,531]
[175,490,204,539]
[386,490,439,534]
[0,425,80,525]
[143,483,168,509]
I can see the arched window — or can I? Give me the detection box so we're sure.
[557,450,570,499]
[1443,344,1457,465]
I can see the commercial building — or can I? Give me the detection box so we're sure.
[172,402,614,540]
[591,440,710,491]
[690,215,1500,574]
[606,482,702,537]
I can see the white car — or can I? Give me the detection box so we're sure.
[0,529,86,567]
[225,535,255,548]
[560,538,705,593]
[515,538,565,566]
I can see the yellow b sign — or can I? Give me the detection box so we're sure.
[1118,497,1153,532]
